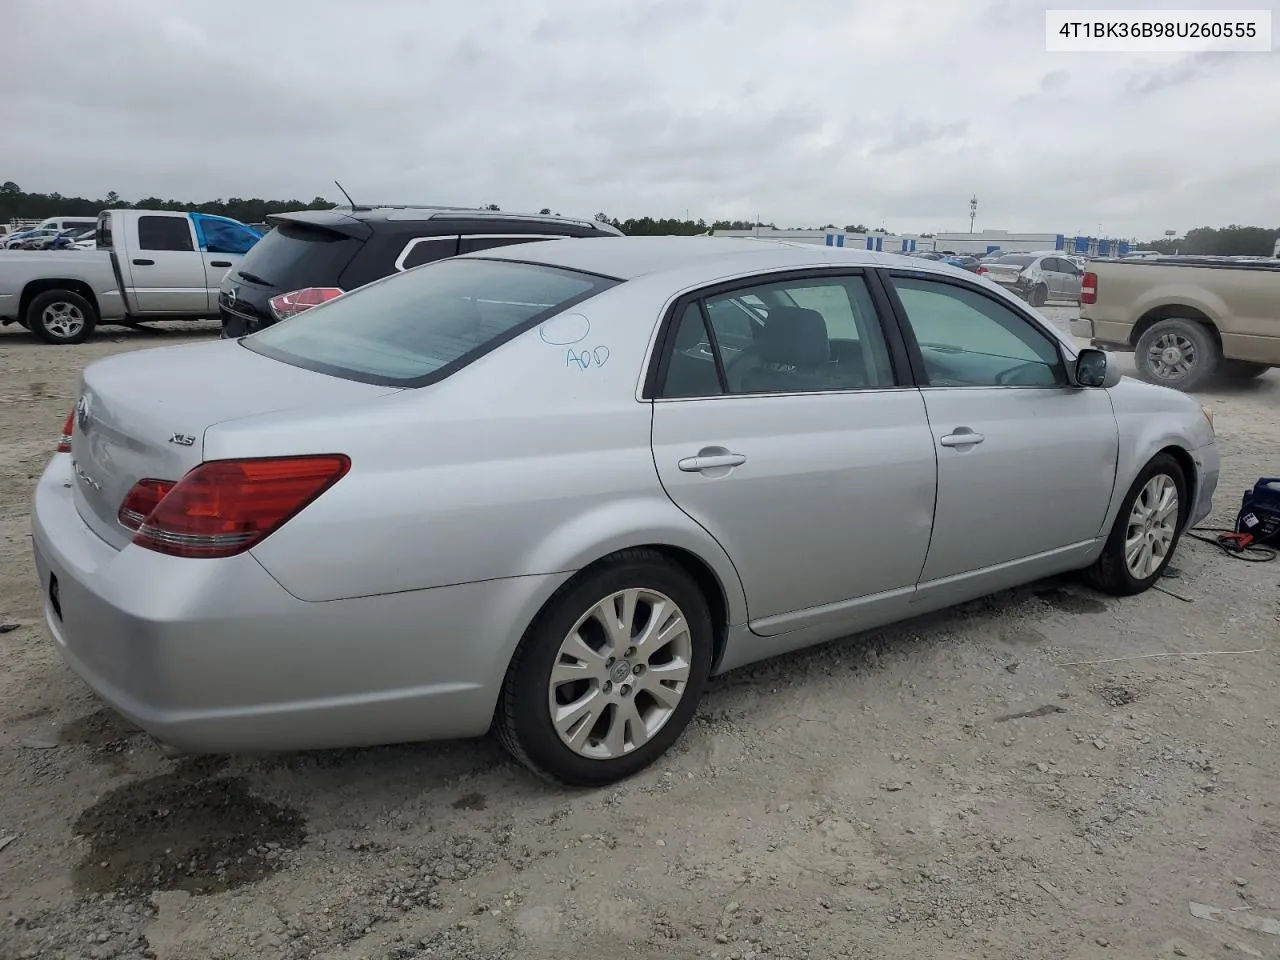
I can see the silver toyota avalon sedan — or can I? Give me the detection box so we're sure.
[32,236,1219,785]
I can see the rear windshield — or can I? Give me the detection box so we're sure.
[244,257,618,387]
[232,223,363,291]
[996,255,1035,266]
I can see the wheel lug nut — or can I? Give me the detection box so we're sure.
[632,664,645,676]
[605,657,615,668]
[603,680,613,693]
[624,646,636,658]
[620,684,632,697]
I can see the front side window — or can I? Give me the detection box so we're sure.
[245,257,616,386]
[658,274,896,397]
[890,276,1065,387]
[137,215,195,252]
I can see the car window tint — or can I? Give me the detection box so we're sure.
[245,257,616,387]
[702,275,895,394]
[891,277,1065,387]
[399,236,459,270]
[660,303,723,399]
[137,215,194,252]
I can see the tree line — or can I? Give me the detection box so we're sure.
[3,183,1277,255]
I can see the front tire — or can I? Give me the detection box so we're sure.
[496,549,713,786]
[1134,318,1219,391]
[26,289,97,345]
[1084,453,1186,596]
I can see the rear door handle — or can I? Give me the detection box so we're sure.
[939,430,985,448]
[210,260,232,267]
[132,258,154,266]
[678,453,747,472]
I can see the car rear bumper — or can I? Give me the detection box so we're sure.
[31,455,563,753]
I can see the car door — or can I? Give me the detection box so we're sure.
[1062,260,1084,299]
[649,270,938,637]
[193,214,261,311]
[129,214,208,314]
[883,272,1119,603]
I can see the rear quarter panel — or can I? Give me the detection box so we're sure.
[219,275,749,624]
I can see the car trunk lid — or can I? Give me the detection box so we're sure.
[69,339,398,549]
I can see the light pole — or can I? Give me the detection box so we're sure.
[969,195,978,234]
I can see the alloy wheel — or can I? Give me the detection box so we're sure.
[1124,473,1179,579]
[1147,333,1196,381]
[41,301,86,340]
[547,588,693,760]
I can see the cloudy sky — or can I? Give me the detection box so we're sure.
[4,0,1278,238]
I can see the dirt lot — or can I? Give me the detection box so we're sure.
[1,313,1278,960]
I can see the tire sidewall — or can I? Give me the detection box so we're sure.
[1103,454,1188,593]
[28,290,96,345]
[1029,284,1048,307]
[503,557,713,786]
[1135,319,1218,391]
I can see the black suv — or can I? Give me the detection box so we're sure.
[218,205,623,337]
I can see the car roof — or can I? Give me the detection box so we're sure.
[460,235,890,280]
[269,204,622,236]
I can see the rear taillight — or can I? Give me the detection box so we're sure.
[117,479,176,531]
[123,455,350,559]
[56,408,74,453]
[1080,271,1098,304]
[267,287,344,321]
[976,265,988,275]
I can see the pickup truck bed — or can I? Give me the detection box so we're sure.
[1073,256,1280,391]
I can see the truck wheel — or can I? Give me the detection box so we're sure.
[1219,360,1270,381]
[26,290,97,345]
[1133,318,1218,392]
[1027,283,1048,307]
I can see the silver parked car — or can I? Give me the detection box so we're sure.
[33,237,1219,785]
[978,252,1085,306]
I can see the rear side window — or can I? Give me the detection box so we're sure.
[232,223,363,291]
[397,235,459,271]
[138,216,195,252]
[458,235,567,255]
[245,257,617,386]
[97,215,113,251]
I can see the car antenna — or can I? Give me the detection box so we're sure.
[333,179,361,210]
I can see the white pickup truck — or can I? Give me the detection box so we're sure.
[0,209,262,344]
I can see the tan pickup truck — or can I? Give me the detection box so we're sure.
[1071,257,1280,391]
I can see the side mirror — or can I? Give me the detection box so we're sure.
[1075,348,1121,388]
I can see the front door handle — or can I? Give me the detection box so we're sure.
[939,429,985,448]
[210,260,232,267]
[678,452,747,472]
[132,258,154,266]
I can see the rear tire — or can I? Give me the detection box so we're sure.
[1084,453,1187,596]
[1134,318,1218,391]
[496,549,713,786]
[26,289,97,345]
[1219,360,1270,380]
[1027,284,1048,307]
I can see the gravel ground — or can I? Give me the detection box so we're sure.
[1,312,1278,960]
